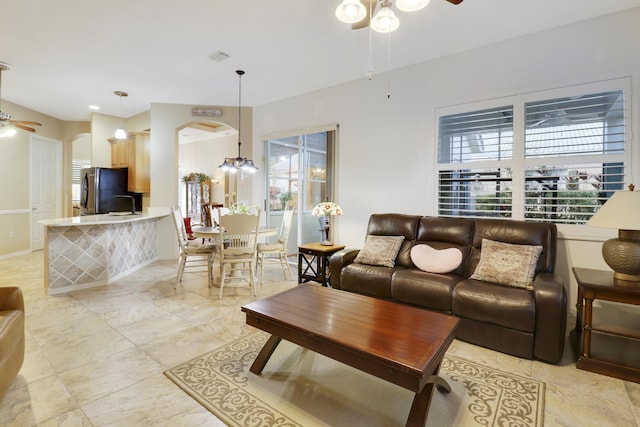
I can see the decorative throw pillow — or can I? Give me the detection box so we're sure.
[470,238,543,290]
[410,244,463,274]
[354,235,404,268]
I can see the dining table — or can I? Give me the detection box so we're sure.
[191,225,277,240]
[191,225,278,281]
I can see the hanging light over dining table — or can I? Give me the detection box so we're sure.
[218,70,258,174]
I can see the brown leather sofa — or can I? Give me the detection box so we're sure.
[0,287,25,401]
[330,214,567,364]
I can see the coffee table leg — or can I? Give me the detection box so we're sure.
[406,375,451,427]
[249,335,282,375]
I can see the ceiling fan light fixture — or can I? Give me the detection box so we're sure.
[0,127,17,138]
[395,0,430,12]
[335,0,367,24]
[371,1,400,33]
[0,61,42,136]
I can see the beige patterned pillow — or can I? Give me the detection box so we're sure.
[470,238,542,290]
[354,235,404,268]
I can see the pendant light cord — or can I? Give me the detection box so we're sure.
[237,69,244,158]
[368,2,373,80]
[386,28,392,99]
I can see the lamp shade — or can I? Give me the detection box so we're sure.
[396,0,430,12]
[312,202,343,216]
[587,187,640,281]
[371,3,400,33]
[587,189,640,230]
[335,0,367,24]
[0,127,17,138]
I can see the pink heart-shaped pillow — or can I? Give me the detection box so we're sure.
[410,244,463,274]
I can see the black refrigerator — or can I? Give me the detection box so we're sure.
[80,167,131,215]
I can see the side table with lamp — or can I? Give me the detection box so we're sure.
[571,184,640,383]
[297,201,345,286]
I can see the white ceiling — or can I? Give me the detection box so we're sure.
[1,0,638,122]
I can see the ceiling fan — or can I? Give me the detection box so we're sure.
[0,62,42,135]
[350,0,464,30]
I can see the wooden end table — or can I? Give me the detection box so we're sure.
[571,267,640,383]
[242,285,460,427]
[297,242,345,286]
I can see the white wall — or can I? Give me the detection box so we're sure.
[253,9,640,314]
[72,134,91,162]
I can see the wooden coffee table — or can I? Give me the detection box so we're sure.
[241,285,460,427]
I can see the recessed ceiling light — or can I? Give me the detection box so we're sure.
[89,105,100,110]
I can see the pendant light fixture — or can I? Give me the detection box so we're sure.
[114,90,127,140]
[218,70,258,175]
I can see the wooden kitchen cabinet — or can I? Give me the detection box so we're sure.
[111,139,129,167]
[109,131,150,192]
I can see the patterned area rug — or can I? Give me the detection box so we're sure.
[165,332,545,427]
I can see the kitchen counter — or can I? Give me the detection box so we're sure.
[40,208,168,226]
[40,207,170,295]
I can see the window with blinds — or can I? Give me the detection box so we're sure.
[523,90,625,224]
[437,82,628,225]
[71,161,91,203]
[438,106,514,218]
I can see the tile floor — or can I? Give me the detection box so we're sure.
[0,251,639,426]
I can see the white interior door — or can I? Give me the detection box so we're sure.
[31,135,62,250]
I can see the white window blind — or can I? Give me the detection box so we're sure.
[523,90,625,224]
[438,106,514,218]
[438,106,513,164]
[71,161,91,203]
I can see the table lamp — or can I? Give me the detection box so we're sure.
[587,184,640,281]
[312,201,343,246]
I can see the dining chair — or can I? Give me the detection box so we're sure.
[256,207,295,284]
[216,207,260,299]
[210,207,230,228]
[201,204,213,227]
[170,206,217,287]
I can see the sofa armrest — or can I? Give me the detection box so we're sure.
[329,248,360,290]
[533,272,567,364]
[0,287,24,312]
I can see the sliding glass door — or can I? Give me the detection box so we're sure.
[265,130,335,257]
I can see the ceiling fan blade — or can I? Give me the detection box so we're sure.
[11,120,42,126]
[446,0,464,4]
[13,123,36,133]
[352,0,377,30]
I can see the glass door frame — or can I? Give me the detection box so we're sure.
[264,128,336,255]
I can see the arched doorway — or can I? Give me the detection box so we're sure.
[177,121,237,224]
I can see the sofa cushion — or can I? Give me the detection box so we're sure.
[366,214,420,268]
[470,239,542,290]
[410,244,462,274]
[452,279,536,332]
[468,219,556,277]
[340,263,401,299]
[354,235,404,268]
[416,216,474,276]
[392,269,461,312]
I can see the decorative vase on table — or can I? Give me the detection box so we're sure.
[312,201,343,246]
